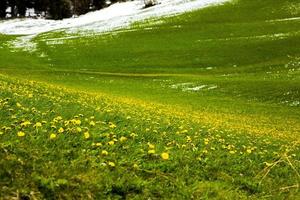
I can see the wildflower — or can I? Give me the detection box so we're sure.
[147,143,155,149]
[108,162,116,167]
[75,119,81,125]
[50,133,57,139]
[108,140,115,145]
[34,122,42,128]
[96,142,102,147]
[130,132,138,137]
[21,121,31,127]
[16,103,22,107]
[229,150,236,154]
[109,122,116,129]
[56,116,63,121]
[133,163,139,169]
[161,152,169,160]
[187,136,192,142]
[148,149,156,154]
[120,136,127,142]
[76,127,82,133]
[204,138,209,145]
[58,127,64,133]
[84,132,90,139]
[0,131,4,135]
[101,150,109,156]
[246,149,252,154]
[17,131,25,137]
[181,130,188,134]
[89,121,96,126]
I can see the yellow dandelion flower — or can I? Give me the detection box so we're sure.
[50,133,57,139]
[17,131,25,137]
[16,103,22,107]
[246,149,252,154]
[108,140,115,145]
[75,119,81,125]
[130,132,137,137]
[101,150,109,156]
[21,121,31,127]
[120,136,127,142]
[148,149,156,154]
[76,127,82,133]
[0,131,3,135]
[96,142,102,147]
[147,143,155,149]
[133,163,139,169]
[109,122,116,129]
[58,127,64,133]
[181,130,188,134]
[229,150,236,154]
[187,136,192,142]
[108,161,115,167]
[56,116,63,121]
[204,138,209,145]
[34,122,42,128]
[89,121,96,126]
[84,132,90,139]
[161,152,169,160]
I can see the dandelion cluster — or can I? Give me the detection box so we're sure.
[0,74,299,199]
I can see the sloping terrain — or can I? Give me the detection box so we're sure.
[0,0,299,199]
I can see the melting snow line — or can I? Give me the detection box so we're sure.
[0,0,230,52]
[0,0,229,36]
[266,17,300,23]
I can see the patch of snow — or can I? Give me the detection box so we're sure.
[0,0,229,36]
[170,82,218,92]
[170,82,193,89]
[8,34,37,52]
[207,85,218,90]
[266,16,300,22]
[183,85,207,91]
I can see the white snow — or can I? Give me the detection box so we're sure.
[0,0,229,36]
[170,82,218,92]
[183,85,207,91]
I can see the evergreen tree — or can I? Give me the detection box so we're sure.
[0,0,7,18]
[72,0,90,15]
[92,0,106,10]
[8,0,17,17]
[33,0,50,14]
[49,0,72,20]
[16,0,27,17]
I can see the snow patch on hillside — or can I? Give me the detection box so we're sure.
[0,0,229,36]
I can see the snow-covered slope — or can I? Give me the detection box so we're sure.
[0,0,229,35]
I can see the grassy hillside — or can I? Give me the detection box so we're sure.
[0,0,299,199]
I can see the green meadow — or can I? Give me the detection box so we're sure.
[0,0,299,199]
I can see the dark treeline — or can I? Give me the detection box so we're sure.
[0,0,128,20]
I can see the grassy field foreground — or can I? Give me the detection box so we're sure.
[0,0,300,199]
[0,74,299,199]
